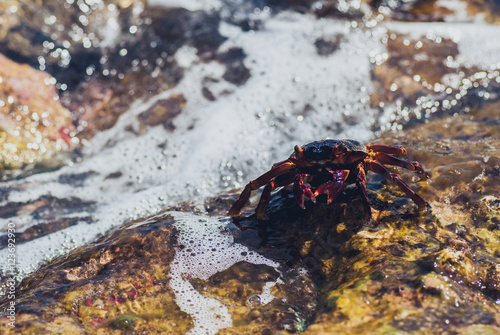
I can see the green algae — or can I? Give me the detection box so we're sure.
[109,314,139,330]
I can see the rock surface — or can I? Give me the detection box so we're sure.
[1,0,500,334]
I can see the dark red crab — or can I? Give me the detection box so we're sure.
[228,139,430,219]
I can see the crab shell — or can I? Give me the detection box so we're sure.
[292,139,367,165]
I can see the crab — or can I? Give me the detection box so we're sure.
[228,139,430,219]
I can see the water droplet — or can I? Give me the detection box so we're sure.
[247,294,261,307]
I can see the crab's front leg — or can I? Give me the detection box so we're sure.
[293,174,315,209]
[228,160,296,217]
[313,169,350,204]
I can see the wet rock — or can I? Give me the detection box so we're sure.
[218,0,268,31]
[217,48,251,86]
[0,212,320,334]
[470,0,500,24]
[311,0,367,20]
[207,96,500,333]
[368,0,500,23]
[0,53,74,175]
[0,0,146,87]
[59,4,227,139]
[371,32,459,105]
[0,194,96,248]
[0,194,96,221]
[369,0,454,21]
[0,1,229,141]
[137,94,187,132]
[314,34,344,56]
[0,215,194,334]
[192,262,317,333]
[302,97,499,333]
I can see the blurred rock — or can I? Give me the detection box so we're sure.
[371,31,500,129]
[0,1,227,140]
[0,53,74,174]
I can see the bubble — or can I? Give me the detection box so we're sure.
[246,294,261,307]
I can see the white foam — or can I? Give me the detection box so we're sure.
[259,279,281,305]
[169,211,279,334]
[147,0,222,11]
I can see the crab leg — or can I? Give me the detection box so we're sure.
[293,174,315,209]
[355,164,371,214]
[255,173,296,219]
[313,170,349,204]
[366,160,429,208]
[373,152,430,181]
[228,160,295,217]
[366,144,407,156]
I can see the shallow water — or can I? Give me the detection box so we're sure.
[0,0,500,333]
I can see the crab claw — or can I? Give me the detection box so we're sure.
[293,174,315,209]
[314,170,349,204]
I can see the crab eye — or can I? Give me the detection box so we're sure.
[294,145,304,156]
[334,144,347,155]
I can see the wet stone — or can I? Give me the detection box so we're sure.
[0,189,99,261]
[0,211,321,334]
[314,34,344,56]
[0,215,194,334]
[137,94,187,132]
[312,0,366,20]
[301,99,499,333]
[0,216,93,249]
[367,0,500,22]
[191,262,317,334]
[0,1,230,141]
[203,95,500,333]
[217,48,251,86]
